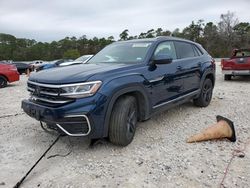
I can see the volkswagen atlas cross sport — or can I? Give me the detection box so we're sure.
[22,37,215,146]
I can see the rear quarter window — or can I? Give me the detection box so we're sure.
[193,45,203,56]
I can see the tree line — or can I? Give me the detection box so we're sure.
[0,11,249,61]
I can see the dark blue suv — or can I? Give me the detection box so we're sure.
[22,37,215,146]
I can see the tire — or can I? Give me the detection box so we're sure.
[21,69,27,75]
[109,96,138,146]
[193,79,213,107]
[0,76,7,88]
[224,74,232,81]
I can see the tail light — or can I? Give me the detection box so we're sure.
[221,59,224,69]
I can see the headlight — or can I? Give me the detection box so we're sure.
[60,81,102,98]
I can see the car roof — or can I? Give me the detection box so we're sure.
[114,36,198,45]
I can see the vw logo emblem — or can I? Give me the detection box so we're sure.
[34,86,41,96]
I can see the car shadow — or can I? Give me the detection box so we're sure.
[1,84,19,89]
[229,75,250,82]
[23,100,204,154]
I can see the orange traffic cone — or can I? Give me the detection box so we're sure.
[187,115,236,143]
[26,68,30,77]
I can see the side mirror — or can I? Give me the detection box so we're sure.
[153,54,173,65]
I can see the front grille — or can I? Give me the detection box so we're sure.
[27,81,74,106]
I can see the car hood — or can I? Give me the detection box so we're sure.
[29,63,129,84]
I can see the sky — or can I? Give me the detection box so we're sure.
[0,0,249,42]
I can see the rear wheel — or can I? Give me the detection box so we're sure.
[0,76,7,88]
[193,79,213,107]
[224,74,232,81]
[109,96,137,146]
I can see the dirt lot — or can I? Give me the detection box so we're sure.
[0,63,250,188]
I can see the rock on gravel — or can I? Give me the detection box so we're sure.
[0,64,250,188]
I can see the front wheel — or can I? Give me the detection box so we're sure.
[193,79,213,107]
[0,76,7,88]
[109,96,137,146]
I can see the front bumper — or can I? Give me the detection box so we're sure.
[21,93,108,138]
[222,70,250,76]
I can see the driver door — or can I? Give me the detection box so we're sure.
[145,41,184,108]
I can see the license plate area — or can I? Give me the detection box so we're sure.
[30,107,41,120]
[23,103,42,121]
[29,106,41,121]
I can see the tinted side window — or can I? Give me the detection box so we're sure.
[175,41,195,59]
[193,45,203,56]
[154,41,177,60]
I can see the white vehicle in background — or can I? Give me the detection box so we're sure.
[29,60,46,70]
[59,54,93,66]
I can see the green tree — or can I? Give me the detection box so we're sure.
[218,11,239,55]
[233,22,250,48]
[0,33,16,60]
[138,32,147,39]
[119,29,129,40]
[63,49,80,59]
[182,20,204,42]
[202,22,221,57]
[172,28,183,38]
[107,36,115,42]
[145,29,155,38]
[1,11,249,61]
[162,30,171,36]
[155,28,163,36]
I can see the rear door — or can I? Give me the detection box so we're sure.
[174,41,201,94]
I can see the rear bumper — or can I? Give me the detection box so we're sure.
[21,93,108,138]
[222,70,250,76]
[8,71,20,83]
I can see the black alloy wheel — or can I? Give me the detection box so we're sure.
[0,76,7,88]
[109,96,138,146]
[193,79,213,107]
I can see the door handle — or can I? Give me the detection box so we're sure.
[177,66,182,70]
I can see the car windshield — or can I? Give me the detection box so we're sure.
[75,55,92,62]
[88,42,152,64]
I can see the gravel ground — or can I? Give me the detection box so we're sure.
[0,63,250,188]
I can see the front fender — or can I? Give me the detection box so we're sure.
[99,74,151,137]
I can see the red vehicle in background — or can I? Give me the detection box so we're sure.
[221,49,250,80]
[0,62,20,88]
